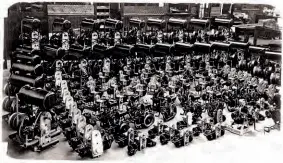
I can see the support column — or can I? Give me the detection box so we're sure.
[93,3,97,20]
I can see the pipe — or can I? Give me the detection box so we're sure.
[23,139,39,148]
[50,129,62,138]
[40,138,60,149]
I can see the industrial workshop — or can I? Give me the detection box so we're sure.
[2,2,281,160]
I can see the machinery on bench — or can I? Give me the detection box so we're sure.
[126,128,156,156]
[225,45,280,135]
[51,74,114,158]
[4,16,44,96]
[49,17,74,49]
[4,14,282,157]
[68,18,105,60]
[18,16,42,49]
[188,18,210,32]
[2,73,45,113]
[187,18,210,43]
[145,18,166,45]
[210,18,234,41]
[166,18,189,44]
[7,85,61,151]
[68,115,107,158]
[51,46,157,156]
[124,18,146,44]
[77,18,103,48]
[42,18,76,76]
[210,41,231,69]
[157,124,193,147]
[150,44,179,122]
[102,18,124,46]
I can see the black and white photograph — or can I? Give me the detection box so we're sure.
[1,1,282,162]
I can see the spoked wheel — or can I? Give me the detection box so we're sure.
[8,112,29,130]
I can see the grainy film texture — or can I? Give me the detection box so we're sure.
[2,2,281,160]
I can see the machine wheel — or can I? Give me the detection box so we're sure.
[8,112,28,130]
[120,123,130,133]
[2,96,15,112]
[143,114,155,128]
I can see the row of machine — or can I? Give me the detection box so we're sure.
[2,16,281,158]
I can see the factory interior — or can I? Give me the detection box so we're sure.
[2,2,281,160]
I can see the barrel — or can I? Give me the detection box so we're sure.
[18,85,56,110]
[111,44,134,59]
[174,42,194,53]
[193,42,211,53]
[15,46,40,56]
[22,17,41,30]
[211,42,230,51]
[9,74,45,88]
[168,18,188,28]
[43,45,66,60]
[129,18,145,28]
[213,18,233,27]
[104,18,123,30]
[152,43,174,57]
[81,18,101,30]
[92,44,112,59]
[147,18,166,29]
[12,52,41,65]
[189,19,209,27]
[52,18,71,31]
[133,44,154,57]
[11,63,43,76]
[230,41,249,49]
